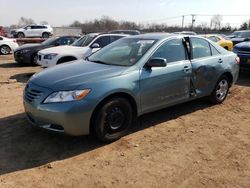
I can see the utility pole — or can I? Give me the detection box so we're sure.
[182,15,185,29]
[191,14,196,31]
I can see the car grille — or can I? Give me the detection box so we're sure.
[24,85,43,103]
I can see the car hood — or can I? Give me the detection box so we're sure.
[29,60,128,90]
[234,42,250,49]
[15,43,42,51]
[39,46,90,54]
[231,38,245,42]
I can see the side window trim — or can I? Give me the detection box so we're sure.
[209,43,221,56]
[89,35,101,46]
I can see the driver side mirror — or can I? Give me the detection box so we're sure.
[54,42,60,46]
[91,43,100,48]
[145,58,167,69]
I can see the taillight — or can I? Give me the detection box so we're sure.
[13,39,17,43]
[236,57,240,64]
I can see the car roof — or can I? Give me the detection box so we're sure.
[86,33,129,37]
[127,33,176,40]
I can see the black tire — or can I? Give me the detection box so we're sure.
[31,53,38,65]
[92,97,133,143]
[209,76,230,104]
[17,32,25,38]
[0,45,11,55]
[42,32,49,38]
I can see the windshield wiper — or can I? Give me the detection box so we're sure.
[90,60,110,65]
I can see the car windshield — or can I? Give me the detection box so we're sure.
[42,37,59,45]
[237,32,250,38]
[231,31,240,37]
[88,38,157,66]
[72,35,96,47]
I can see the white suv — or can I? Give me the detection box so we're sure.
[36,33,128,67]
[13,25,53,38]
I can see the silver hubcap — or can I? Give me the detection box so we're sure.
[216,79,228,101]
[1,46,10,54]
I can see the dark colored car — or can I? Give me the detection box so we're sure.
[14,36,79,65]
[229,30,250,45]
[108,30,141,35]
[233,42,250,71]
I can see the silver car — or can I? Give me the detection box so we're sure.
[24,33,240,142]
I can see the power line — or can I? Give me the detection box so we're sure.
[145,14,250,22]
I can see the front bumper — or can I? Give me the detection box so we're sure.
[36,53,56,67]
[14,51,32,64]
[23,82,95,136]
[236,53,250,71]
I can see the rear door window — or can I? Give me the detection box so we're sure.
[210,44,220,56]
[55,37,72,45]
[191,38,211,59]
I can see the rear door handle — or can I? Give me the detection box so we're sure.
[218,59,223,63]
[184,65,190,72]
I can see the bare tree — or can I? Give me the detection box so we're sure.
[210,15,223,30]
[18,17,36,27]
[40,21,49,25]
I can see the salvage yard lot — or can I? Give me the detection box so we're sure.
[0,55,250,187]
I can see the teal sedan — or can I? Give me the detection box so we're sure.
[24,33,239,142]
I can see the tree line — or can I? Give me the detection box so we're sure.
[6,16,250,34]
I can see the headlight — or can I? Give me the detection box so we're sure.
[43,89,91,103]
[44,53,58,60]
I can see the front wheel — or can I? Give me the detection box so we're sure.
[0,45,11,55]
[209,76,230,104]
[92,98,133,143]
[42,32,49,38]
[31,53,38,65]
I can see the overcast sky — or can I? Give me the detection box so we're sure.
[1,0,250,27]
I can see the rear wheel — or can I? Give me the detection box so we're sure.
[0,45,11,55]
[92,97,133,143]
[209,76,230,104]
[17,32,25,38]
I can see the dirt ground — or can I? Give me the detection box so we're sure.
[0,55,249,188]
